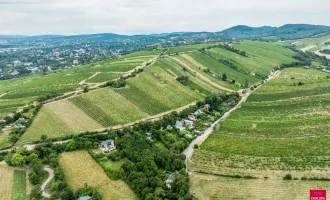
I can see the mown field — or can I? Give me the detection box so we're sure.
[191,68,330,178]
[59,151,137,200]
[0,50,161,117]
[0,165,29,200]
[190,173,330,200]
[0,130,12,149]
[19,57,211,144]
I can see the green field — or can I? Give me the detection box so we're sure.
[12,170,28,200]
[0,131,12,149]
[19,57,211,144]
[167,43,219,54]
[191,68,330,177]
[183,51,260,88]
[0,51,159,117]
[87,72,123,83]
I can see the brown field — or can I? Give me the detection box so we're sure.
[0,165,14,200]
[190,173,329,200]
[59,151,137,200]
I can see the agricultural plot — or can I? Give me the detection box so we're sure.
[287,34,330,51]
[0,51,159,117]
[233,41,297,66]
[70,88,149,126]
[0,165,30,200]
[207,47,279,77]
[191,67,330,178]
[190,173,330,200]
[59,151,137,200]
[167,43,219,54]
[20,58,206,143]
[184,51,260,88]
[19,106,74,144]
[12,170,29,200]
[0,130,12,149]
[87,72,123,83]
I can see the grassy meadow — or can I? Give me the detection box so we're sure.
[59,151,137,200]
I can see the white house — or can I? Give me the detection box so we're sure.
[194,109,203,116]
[165,174,175,188]
[99,140,116,153]
[183,120,194,129]
[175,121,185,131]
[145,132,153,141]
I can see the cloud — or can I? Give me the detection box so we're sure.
[0,0,329,35]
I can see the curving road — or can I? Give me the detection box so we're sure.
[183,70,281,170]
[41,166,54,198]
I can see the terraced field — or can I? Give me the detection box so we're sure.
[19,58,213,144]
[59,151,137,200]
[0,50,160,117]
[191,68,330,178]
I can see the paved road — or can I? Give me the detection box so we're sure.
[41,166,54,198]
[183,70,281,170]
[168,56,235,92]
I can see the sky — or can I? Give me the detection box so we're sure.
[0,0,330,35]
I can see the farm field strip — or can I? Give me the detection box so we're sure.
[12,170,28,200]
[59,151,137,200]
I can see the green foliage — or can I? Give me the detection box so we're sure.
[176,76,189,85]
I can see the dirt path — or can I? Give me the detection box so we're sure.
[79,72,102,85]
[301,45,317,52]
[0,93,7,98]
[168,56,235,92]
[182,70,281,170]
[41,167,54,198]
[315,50,330,60]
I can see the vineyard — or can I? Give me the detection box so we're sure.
[190,173,330,200]
[0,51,160,117]
[19,57,211,143]
[191,67,330,178]
[59,151,137,200]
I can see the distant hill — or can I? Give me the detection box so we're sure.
[1,24,330,43]
[218,24,330,40]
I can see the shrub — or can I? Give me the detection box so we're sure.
[283,174,293,180]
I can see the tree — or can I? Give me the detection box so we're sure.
[244,79,249,88]
[222,73,227,81]
[83,87,89,93]
[11,153,27,166]
[40,134,48,142]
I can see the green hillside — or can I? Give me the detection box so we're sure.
[191,68,330,178]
